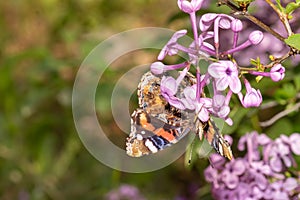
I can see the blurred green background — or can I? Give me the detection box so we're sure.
[1,1,299,200]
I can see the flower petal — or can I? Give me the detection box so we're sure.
[283,178,297,191]
[216,77,229,91]
[232,159,246,175]
[197,106,210,122]
[289,133,300,155]
[255,173,268,190]
[183,85,196,101]
[168,95,186,110]
[219,17,231,29]
[229,75,242,93]
[181,98,195,110]
[221,170,239,189]
[270,156,282,172]
[161,76,178,95]
[150,62,165,75]
[199,13,218,31]
[204,166,218,183]
[208,62,226,78]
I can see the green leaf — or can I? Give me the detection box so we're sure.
[294,74,300,91]
[275,83,297,102]
[275,0,285,12]
[286,2,300,15]
[285,34,300,50]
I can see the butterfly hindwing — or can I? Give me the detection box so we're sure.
[126,109,190,157]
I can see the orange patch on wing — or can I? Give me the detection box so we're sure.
[139,113,155,131]
[154,128,176,142]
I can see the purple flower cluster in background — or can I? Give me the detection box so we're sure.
[150,0,287,128]
[105,184,146,200]
[204,132,300,200]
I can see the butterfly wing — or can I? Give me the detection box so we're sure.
[126,109,191,157]
[126,72,194,157]
[202,119,233,160]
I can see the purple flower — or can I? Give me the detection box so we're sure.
[199,13,235,55]
[181,83,212,122]
[238,131,271,152]
[221,159,247,189]
[235,183,252,200]
[150,62,165,75]
[212,94,230,119]
[288,133,300,155]
[204,132,300,200]
[223,31,264,55]
[158,29,187,60]
[242,88,262,108]
[209,153,226,170]
[266,179,298,200]
[238,132,274,162]
[160,76,185,109]
[231,19,243,48]
[231,19,243,32]
[269,138,294,172]
[177,0,204,13]
[251,185,264,199]
[204,166,221,188]
[249,161,271,190]
[195,98,212,122]
[270,63,285,82]
[249,63,286,82]
[217,189,236,200]
[199,13,234,32]
[150,62,188,75]
[248,30,264,45]
[208,60,241,93]
[200,31,214,43]
[105,184,146,200]
[160,67,192,109]
[181,85,197,110]
[238,78,262,108]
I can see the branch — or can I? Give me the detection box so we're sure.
[265,0,293,36]
[260,102,300,127]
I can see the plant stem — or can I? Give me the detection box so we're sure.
[265,0,293,36]
[242,13,285,41]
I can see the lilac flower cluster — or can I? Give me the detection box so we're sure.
[105,184,146,200]
[204,132,300,200]
[150,0,286,126]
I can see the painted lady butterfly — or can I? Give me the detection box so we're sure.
[126,71,233,160]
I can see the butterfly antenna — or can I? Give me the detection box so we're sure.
[208,156,215,168]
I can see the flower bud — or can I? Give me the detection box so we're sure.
[231,19,243,32]
[249,30,263,45]
[177,0,204,13]
[150,62,165,75]
[270,64,285,82]
[243,88,263,108]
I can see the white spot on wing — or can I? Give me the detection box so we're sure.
[145,139,158,153]
[218,142,224,156]
[136,134,143,141]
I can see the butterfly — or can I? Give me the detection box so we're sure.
[126,71,233,160]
